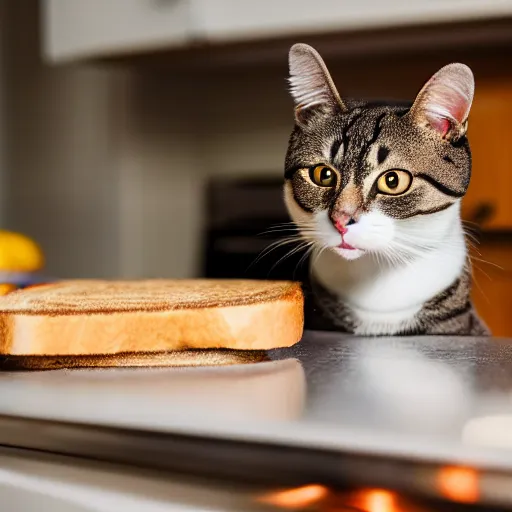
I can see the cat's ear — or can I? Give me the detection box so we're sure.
[288,43,346,125]
[409,63,474,142]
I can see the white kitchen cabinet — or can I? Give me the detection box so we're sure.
[42,0,192,63]
[42,0,512,64]
[189,0,512,42]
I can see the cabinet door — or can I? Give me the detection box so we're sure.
[190,0,512,43]
[42,0,191,63]
[462,82,512,229]
[471,242,512,337]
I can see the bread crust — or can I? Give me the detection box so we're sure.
[0,350,269,370]
[0,280,304,356]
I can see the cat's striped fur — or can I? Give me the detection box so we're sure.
[283,44,489,336]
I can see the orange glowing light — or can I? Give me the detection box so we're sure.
[348,489,399,512]
[257,484,329,509]
[437,466,479,503]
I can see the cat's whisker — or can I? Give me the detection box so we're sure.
[260,237,303,251]
[381,244,410,267]
[247,236,305,271]
[463,232,481,252]
[294,243,317,279]
[260,227,299,235]
[311,244,329,267]
[389,240,434,260]
[471,269,491,305]
[268,240,313,276]
[470,256,503,271]
[260,220,320,237]
[392,235,464,255]
[385,250,405,268]
[371,250,386,270]
[259,227,302,237]
[466,241,482,255]
[469,258,493,284]
[463,229,480,242]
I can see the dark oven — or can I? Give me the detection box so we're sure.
[201,176,309,282]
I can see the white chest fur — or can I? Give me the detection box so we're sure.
[311,225,467,335]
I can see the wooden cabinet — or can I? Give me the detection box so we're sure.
[471,242,512,336]
[42,0,191,63]
[463,79,512,336]
[462,82,512,229]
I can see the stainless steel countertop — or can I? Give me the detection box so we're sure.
[2,331,512,506]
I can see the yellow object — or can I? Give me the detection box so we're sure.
[0,283,16,295]
[0,230,44,272]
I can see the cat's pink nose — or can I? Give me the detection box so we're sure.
[335,220,348,235]
[334,215,356,235]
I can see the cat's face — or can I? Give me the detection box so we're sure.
[284,44,474,262]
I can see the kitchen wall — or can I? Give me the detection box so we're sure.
[2,1,512,291]
[1,1,123,278]
[117,66,293,279]
[0,2,298,279]
[2,2,293,279]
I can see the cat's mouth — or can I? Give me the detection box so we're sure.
[338,240,357,250]
[334,238,366,260]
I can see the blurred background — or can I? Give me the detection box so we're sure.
[1,1,512,333]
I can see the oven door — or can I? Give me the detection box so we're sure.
[202,176,309,281]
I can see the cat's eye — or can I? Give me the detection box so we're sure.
[309,165,336,187]
[377,170,412,195]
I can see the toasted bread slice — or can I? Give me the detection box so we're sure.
[0,280,304,357]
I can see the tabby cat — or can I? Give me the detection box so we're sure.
[283,43,489,336]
